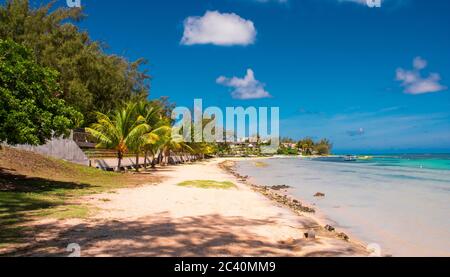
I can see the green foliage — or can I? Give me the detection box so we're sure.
[277,145,299,155]
[0,39,82,145]
[217,142,231,155]
[296,137,333,156]
[0,0,150,124]
[315,138,333,155]
[281,137,295,143]
[86,102,152,170]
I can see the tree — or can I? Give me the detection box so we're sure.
[0,0,150,124]
[297,137,315,156]
[315,138,332,155]
[86,103,151,171]
[281,137,295,143]
[0,39,82,145]
[130,101,170,171]
[155,126,194,166]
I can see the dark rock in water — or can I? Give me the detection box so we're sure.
[270,185,291,190]
[314,192,326,197]
[324,225,335,232]
[337,232,350,241]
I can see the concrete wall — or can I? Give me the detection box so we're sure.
[11,137,90,166]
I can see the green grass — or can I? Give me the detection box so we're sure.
[177,180,237,190]
[33,205,91,219]
[0,147,161,249]
[254,161,269,168]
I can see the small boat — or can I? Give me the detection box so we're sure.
[343,155,357,162]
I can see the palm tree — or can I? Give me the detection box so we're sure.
[297,137,315,156]
[129,101,170,171]
[138,103,174,168]
[188,142,217,159]
[159,131,193,165]
[86,103,151,171]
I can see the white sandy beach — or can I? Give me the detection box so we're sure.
[13,158,368,257]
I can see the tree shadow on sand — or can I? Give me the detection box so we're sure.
[4,213,365,257]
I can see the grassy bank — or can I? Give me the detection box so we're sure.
[0,147,161,248]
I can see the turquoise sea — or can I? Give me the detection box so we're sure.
[236,155,450,257]
[318,154,450,171]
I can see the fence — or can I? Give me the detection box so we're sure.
[11,136,90,166]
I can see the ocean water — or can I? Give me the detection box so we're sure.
[318,154,450,171]
[235,155,450,257]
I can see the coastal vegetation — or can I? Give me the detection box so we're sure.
[86,101,170,171]
[0,0,333,161]
[0,0,216,165]
[0,0,149,125]
[277,137,333,156]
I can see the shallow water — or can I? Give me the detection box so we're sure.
[235,157,450,257]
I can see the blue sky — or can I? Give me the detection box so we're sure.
[38,0,450,152]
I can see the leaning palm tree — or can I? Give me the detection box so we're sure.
[86,103,151,171]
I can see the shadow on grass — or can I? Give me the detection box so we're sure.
[0,193,58,246]
[0,167,91,193]
[0,168,94,247]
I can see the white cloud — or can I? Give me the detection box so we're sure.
[413,56,427,70]
[396,57,447,95]
[181,11,256,46]
[216,69,272,100]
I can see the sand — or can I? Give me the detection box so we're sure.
[9,158,368,257]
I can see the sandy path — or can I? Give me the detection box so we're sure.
[11,159,368,257]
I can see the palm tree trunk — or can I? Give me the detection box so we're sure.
[117,151,123,172]
[144,150,148,169]
[167,150,172,165]
[151,153,157,168]
[157,151,163,165]
[135,152,140,172]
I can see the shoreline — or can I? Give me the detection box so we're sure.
[231,156,450,257]
[218,159,370,253]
